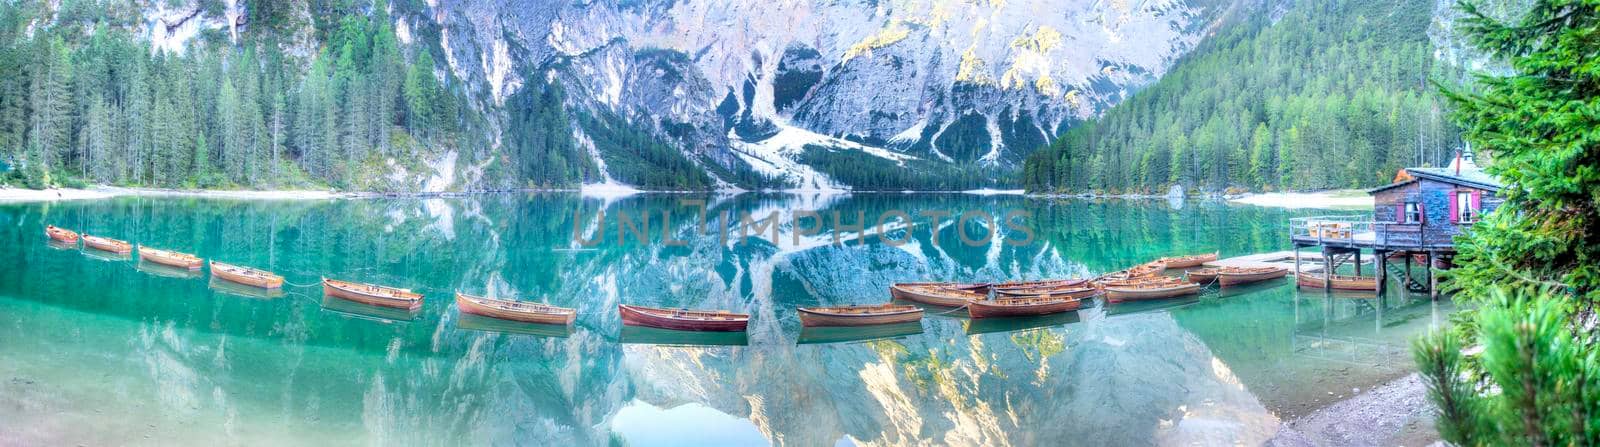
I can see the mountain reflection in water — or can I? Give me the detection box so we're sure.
[0,193,1448,446]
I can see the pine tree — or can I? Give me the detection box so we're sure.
[1414,1,1600,445]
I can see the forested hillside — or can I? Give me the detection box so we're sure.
[0,1,483,191]
[1021,0,1464,194]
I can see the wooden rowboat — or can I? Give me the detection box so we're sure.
[991,279,1086,292]
[1101,262,1167,281]
[996,285,1100,299]
[82,234,131,254]
[1186,268,1220,283]
[895,281,992,292]
[968,295,1083,318]
[455,292,576,325]
[1217,267,1289,286]
[45,225,79,243]
[1157,252,1219,269]
[1104,282,1201,303]
[889,283,985,307]
[1295,272,1378,291]
[798,304,924,327]
[618,304,749,332]
[138,245,203,270]
[323,278,424,310]
[1098,276,1187,289]
[209,261,284,289]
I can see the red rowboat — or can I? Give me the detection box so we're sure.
[889,284,985,307]
[45,225,79,243]
[1217,267,1289,286]
[798,304,923,327]
[968,295,1083,318]
[618,304,748,332]
[1294,272,1377,291]
[210,261,284,289]
[138,245,203,270]
[455,292,575,325]
[1157,252,1219,269]
[323,278,424,310]
[82,234,131,254]
[1104,282,1201,303]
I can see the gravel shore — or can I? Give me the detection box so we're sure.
[1267,373,1441,447]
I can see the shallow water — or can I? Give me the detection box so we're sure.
[0,193,1448,446]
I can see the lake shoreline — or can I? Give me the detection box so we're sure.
[1270,373,1439,446]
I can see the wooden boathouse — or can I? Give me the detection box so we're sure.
[1289,153,1503,297]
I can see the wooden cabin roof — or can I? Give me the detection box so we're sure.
[1366,166,1502,195]
[1405,167,1502,191]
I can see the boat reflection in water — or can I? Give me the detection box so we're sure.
[964,310,1082,335]
[456,313,574,338]
[798,321,924,345]
[1215,280,1283,298]
[208,277,286,299]
[619,325,748,347]
[45,239,78,250]
[136,259,205,280]
[80,246,131,262]
[1102,295,1202,316]
[320,295,419,323]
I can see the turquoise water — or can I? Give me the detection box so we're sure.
[0,194,1448,446]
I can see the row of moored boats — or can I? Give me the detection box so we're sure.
[43,225,1304,336]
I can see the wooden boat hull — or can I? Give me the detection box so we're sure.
[889,284,979,307]
[1159,253,1219,269]
[1218,268,1289,286]
[996,286,1099,299]
[895,282,992,292]
[991,279,1085,292]
[83,236,131,254]
[1186,269,1220,283]
[1295,272,1378,291]
[210,261,284,289]
[1105,283,1201,303]
[323,279,423,310]
[618,304,749,332]
[455,293,575,325]
[139,246,203,270]
[798,305,923,327]
[968,297,1082,319]
[45,226,78,243]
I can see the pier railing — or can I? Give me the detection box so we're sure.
[1290,215,1374,245]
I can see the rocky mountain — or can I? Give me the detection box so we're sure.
[426,0,1238,191]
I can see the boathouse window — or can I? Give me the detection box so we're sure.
[1404,202,1421,224]
[1454,191,1481,223]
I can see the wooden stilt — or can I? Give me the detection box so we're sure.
[1323,248,1333,290]
[1354,250,1363,276]
[1426,251,1438,300]
[1376,250,1387,296]
[1293,246,1301,278]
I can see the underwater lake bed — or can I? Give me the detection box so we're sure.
[0,193,1448,446]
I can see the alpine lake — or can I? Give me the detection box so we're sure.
[0,193,1449,446]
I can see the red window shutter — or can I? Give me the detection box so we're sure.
[1449,191,1459,223]
[1471,190,1482,211]
[1395,204,1404,222]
